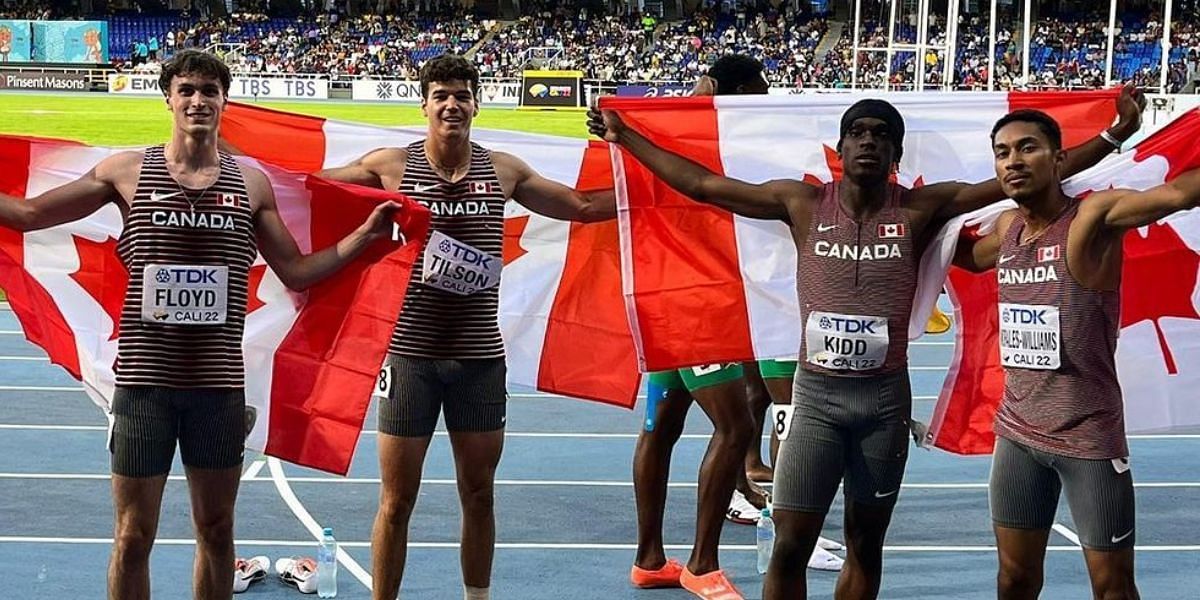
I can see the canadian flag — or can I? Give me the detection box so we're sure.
[602,90,1120,371]
[1037,244,1061,263]
[221,103,641,407]
[928,107,1200,453]
[878,223,906,239]
[0,134,431,475]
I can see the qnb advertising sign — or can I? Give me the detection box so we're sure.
[351,79,521,106]
[0,72,88,91]
[520,70,584,109]
[109,74,328,99]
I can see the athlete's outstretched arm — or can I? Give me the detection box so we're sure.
[921,84,1146,220]
[493,152,614,222]
[315,147,405,189]
[1086,168,1200,230]
[587,108,810,222]
[247,167,400,291]
[0,151,138,231]
[951,210,1019,273]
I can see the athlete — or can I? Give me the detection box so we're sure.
[315,53,614,600]
[590,86,1143,599]
[954,109,1194,600]
[0,50,401,600]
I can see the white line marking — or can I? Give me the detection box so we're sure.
[0,537,1195,552]
[0,330,24,335]
[2,472,1198,489]
[0,423,1197,441]
[241,459,266,481]
[1052,523,1082,546]
[911,341,955,346]
[267,457,373,590]
[0,356,48,361]
[0,386,82,392]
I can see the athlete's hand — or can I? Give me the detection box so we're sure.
[587,106,626,143]
[1111,83,1146,142]
[361,200,404,242]
[692,75,717,97]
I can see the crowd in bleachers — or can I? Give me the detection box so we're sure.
[4,0,1197,92]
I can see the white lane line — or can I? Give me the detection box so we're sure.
[0,356,48,361]
[1052,523,1082,546]
[241,459,266,481]
[0,386,83,392]
[267,457,373,590]
[1,423,1198,442]
[0,537,1196,552]
[2,472,1198,489]
[0,330,24,335]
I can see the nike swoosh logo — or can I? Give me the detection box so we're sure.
[998,254,1016,264]
[874,489,898,498]
[414,183,439,192]
[150,190,183,202]
[1111,529,1133,544]
[817,224,838,233]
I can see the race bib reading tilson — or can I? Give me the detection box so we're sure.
[421,231,502,296]
[141,264,228,325]
[999,303,1061,370]
[805,311,889,371]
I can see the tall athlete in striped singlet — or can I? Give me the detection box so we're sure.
[317,54,614,600]
[0,50,401,600]
[590,88,1143,599]
[955,110,1200,600]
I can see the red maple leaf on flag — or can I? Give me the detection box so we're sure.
[1119,223,1200,374]
[246,264,268,315]
[69,235,126,340]
[503,215,530,266]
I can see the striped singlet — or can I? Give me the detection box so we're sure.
[114,146,257,388]
[389,141,507,359]
[994,199,1127,459]
[797,182,917,377]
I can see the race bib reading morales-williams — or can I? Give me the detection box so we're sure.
[141,264,229,325]
[421,231,502,296]
[999,303,1061,370]
[805,311,889,371]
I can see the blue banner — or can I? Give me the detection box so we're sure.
[0,20,33,63]
[616,85,694,98]
[30,20,108,63]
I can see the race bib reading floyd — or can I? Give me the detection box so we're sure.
[141,264,228,325]
[421,231,502,296]
[999,303,1061,370]
[805,311,889,371]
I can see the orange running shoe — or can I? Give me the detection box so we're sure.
[680,566,744,600]
[630,558,684,589]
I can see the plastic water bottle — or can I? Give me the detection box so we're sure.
[756,504,774,574]
[317,527,338,598]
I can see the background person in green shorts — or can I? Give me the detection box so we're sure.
[631,362,766,596]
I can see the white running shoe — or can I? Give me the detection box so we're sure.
[275,557,318,594]
[816,536,845,551]
[233,556,269,593]
[808,546,844,571]
[725,489,761,525]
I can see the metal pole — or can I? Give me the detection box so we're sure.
[1106,0,1118,86]
[1160,0,1174,92]
[886,0,899,89]
[1022,0,1032,85]
[917,0,929,90]
[988,0,998,91]
[944,0,958,90]
[852,0,863,89]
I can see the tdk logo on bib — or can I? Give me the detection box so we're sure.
[818,315,880,334]
[155,267,220,285]
[422,231,502,296]
[1002,306,1048,325]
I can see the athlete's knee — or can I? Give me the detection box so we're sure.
[711,411,755,447]
[193,510,234,550]
[1088,559,1138,600]
[458,479,496,516]
[378,485,421,525]
[112,520,157,563]
[997,557,1044,598]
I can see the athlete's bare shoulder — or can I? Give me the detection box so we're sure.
[93,150,146,206]
[234,161,275,213]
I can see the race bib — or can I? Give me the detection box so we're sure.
[421,231,502,296]
[999,303,1061,370]
[372,365,393,399]
[805,311,889,371]
[772,404,795,441]
[141,264,228,325]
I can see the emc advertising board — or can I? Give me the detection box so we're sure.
[520,70,583,109]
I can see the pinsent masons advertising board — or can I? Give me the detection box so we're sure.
[351,79,521,106]
[0,71,88,91]
[108,73,328,99]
